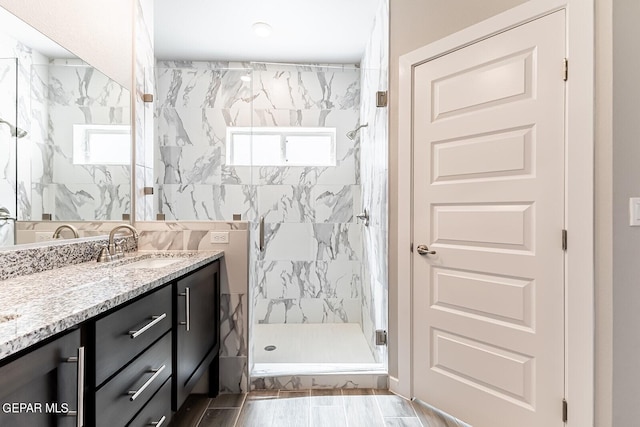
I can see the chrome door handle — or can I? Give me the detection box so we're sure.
[416,244,436,255]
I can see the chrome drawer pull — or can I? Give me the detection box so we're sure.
[128,365,166,401]
[65,346,85,427]
[128,313,167,339]
[149,415,166,426]
[178,287,190,331]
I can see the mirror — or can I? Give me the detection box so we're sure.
[0,6,131,248]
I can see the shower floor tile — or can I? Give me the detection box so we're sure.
[253,323,376,365]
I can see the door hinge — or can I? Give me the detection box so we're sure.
[562,229,567,251]
[410,243,414,253]
[376,91,388,107]
[562,399,568,422]
[375,330,388,346]
[563,58,568,81]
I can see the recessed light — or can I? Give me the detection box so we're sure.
[240,75,251,82]
[252,22,272,38]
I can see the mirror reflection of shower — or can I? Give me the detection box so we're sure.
[0,117,27,138]
[346,123,368,140]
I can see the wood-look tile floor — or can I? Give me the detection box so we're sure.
[170,389,465,427]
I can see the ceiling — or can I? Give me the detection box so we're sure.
[0,7,74,59]
[154,0,382,64]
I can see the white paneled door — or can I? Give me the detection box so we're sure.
[412,11,566,427]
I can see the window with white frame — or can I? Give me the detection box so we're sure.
[226,127,336,166]
[73,124,131,165]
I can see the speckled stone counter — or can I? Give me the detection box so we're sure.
[0,250,223,362]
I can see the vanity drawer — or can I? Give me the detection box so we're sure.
[95,284,172,385]
[95,332,171,427]
[127,376,172,427]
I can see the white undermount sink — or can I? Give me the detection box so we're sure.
[120,258,181,269]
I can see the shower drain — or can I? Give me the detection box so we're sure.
[264,345,277,351]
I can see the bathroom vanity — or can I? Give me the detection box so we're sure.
[0,251,222,427]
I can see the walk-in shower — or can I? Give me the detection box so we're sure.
[153,61,388,381]
[151,0,389,386]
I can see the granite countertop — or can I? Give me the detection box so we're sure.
[0,250,224,362]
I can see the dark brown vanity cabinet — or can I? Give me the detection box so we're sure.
[174,261,220,410]
[91,284,173,427]
[0,328,83,427]
[0,257,221,427]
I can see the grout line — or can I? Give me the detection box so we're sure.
[408,399,427,427]
[193,398,212,427]
[371,388,388,426]
[231,393,248,427]
[340,389,350,427]
[308,389,312,427]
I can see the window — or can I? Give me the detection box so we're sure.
[226,127,336,166]
[73,124,131,165]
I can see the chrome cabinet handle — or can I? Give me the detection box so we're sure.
[416,244,436,255]
[259,216,265,252]
[128,313,167,339]
[149,415,166,426]
[128,365,166,401]
[178,287,190,331]
[66,346,85,427]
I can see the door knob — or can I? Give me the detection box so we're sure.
[416,244,436,255]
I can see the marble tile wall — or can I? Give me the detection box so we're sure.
[136,220,250,393]
[153,62,364,329]
[359,0,389,364]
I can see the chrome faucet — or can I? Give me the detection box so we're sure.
[52,224,79,239]
[107,224,139,258]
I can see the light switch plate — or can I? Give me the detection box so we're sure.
[210,231,229,244]
[630,198,640,226]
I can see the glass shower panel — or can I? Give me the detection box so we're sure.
[0,58,17,246]
[250,63,386,375]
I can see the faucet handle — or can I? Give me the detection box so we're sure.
[97,246,112,263]
[115,242,125,259]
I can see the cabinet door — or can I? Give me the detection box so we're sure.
[0,329,83,427]
[174,261,219,409]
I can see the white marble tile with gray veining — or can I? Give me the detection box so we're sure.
[220,293,247,357]
[258,261,360,300]
[254,297,361,325]
[250,374,387,391]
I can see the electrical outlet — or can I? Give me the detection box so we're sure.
[35,232,54,242]
[210,231,229,244]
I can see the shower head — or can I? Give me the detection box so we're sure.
[346,123,368,140]
[0,118,27,138]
